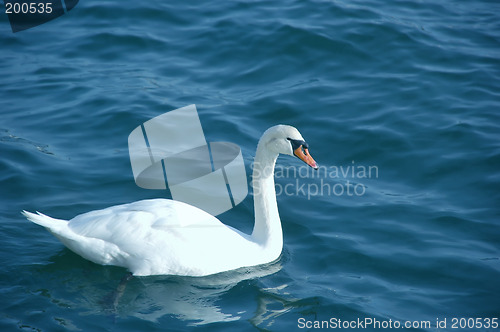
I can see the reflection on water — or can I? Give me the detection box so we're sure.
[250,283,296,328]
[117,275,240,325]
[36,249,295,327]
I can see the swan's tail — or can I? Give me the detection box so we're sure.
[22,210,68,233]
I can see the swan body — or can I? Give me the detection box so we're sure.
[23,125,317,276]
[23,199,269,276]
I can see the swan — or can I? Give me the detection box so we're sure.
[22,125,318,277]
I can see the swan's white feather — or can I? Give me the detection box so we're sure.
[24,199,267,276]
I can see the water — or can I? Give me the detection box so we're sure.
[1,0,499,330]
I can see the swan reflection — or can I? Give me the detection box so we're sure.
[110,259,285,326]
[39,250,293,328]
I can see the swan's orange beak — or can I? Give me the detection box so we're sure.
[294,146,318,169]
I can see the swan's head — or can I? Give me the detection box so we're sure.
[260,125,318,169]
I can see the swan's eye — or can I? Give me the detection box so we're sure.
[287,137,308,151]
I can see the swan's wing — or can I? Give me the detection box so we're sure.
[64,199,252,275]
[67,199,225,243]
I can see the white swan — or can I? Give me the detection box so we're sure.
[22,125,318,277]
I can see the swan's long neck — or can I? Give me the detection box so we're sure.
[251,140,283,251]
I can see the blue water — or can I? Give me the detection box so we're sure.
[1,0,499,331]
